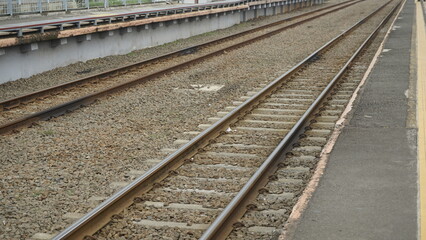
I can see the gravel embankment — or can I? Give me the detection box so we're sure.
[0,0,389,239]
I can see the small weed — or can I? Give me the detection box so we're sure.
[41,130,55,136]
[127,51,139,57]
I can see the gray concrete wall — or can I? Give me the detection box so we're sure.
[0,0,319,84]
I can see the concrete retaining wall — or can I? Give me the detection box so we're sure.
[0,0,321,84]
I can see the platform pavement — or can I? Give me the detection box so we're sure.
[286,0,420,239]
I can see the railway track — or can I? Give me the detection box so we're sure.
[0,0,364,135]
[53,0,400,239]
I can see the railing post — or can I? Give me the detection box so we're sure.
[104,0,108,8]
[38,0,42,13]
[85,0,89,9]
[63,0,67,11]
[7,0,13,15]
[123,0,126,6]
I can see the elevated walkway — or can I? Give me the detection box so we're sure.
[0,0,317,83]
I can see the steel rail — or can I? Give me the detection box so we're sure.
[0,0,359,112]
[200,1,400,239]
[53,1,392,239]
[0,0,362,135]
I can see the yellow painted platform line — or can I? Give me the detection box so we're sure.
[417,1,426,239]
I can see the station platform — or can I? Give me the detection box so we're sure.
[0,1,178,25]
[0,0,245,36]
[283,0,424,239]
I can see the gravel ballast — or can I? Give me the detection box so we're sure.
[0,0,390,239]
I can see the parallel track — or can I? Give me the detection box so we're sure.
[53,1,400,239]
[0,0,362,135]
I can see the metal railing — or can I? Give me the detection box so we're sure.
[0,0,303,16]
[0,0,155,16]
[0,0,251,36]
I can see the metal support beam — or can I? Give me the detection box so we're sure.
[38,0,42,13]
[7,0,13,16]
